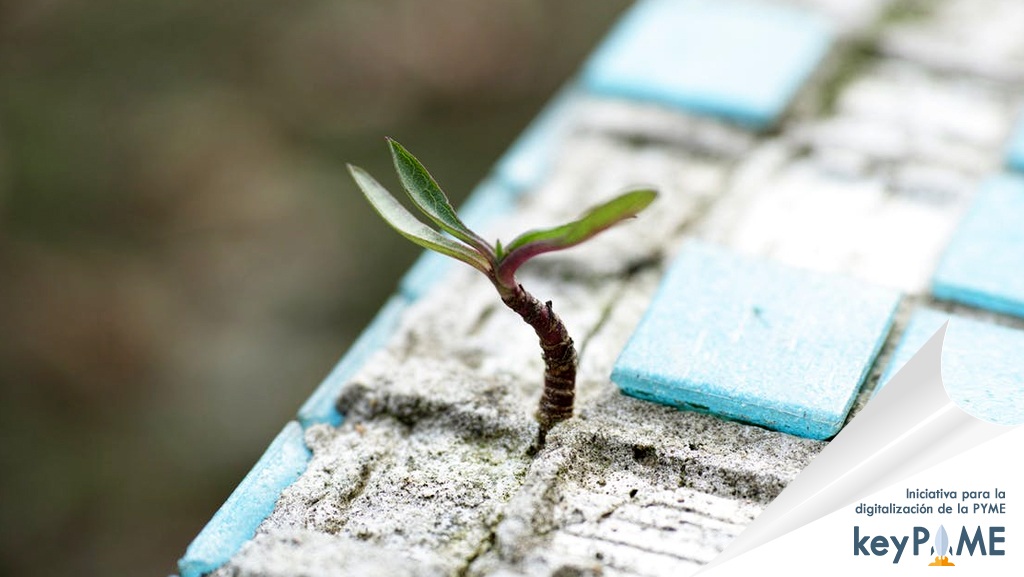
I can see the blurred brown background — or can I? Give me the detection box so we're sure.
[0,1,630,575]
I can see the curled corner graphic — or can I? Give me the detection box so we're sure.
[698,320,1018,574]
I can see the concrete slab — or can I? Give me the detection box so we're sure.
[879,0,1024,83]
[699,152,973,294]
[799,61,1016,175]
[185,4,1024,574]
[574,97,755,158]
[223,529,444,577]
[475,392,822,576]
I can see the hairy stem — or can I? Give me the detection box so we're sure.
[498,283,577,438]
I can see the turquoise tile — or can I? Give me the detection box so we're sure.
[932,174,1024,319]
[581,0,833,130]
[877,308,1024,426]
[1008,112,1024,173]
[399,178,518,300]
[178,421,310,577]
[298,295,409,427]
[611,241,900,439]
[493,85,581,191]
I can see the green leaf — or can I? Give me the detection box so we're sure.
[495,189,656,286]
[505,189,657,253]
[387,139,493,256]
[348,164,491,274]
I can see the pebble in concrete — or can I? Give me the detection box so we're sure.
[878,308,1024,426]
[612,241,901,439]
[179,421,311,577]
[932,174,1024,319]
[581,0,833,130]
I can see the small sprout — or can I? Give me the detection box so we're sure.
[349,138,657,438]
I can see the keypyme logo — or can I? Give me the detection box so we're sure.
[853,523,1006,565]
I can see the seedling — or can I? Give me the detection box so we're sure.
[349,139,656,436]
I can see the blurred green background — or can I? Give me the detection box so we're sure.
[0,1,630,575]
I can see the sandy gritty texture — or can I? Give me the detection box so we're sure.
[213,0,1024,574]
[211,136,822,574]
[216,373,821,577]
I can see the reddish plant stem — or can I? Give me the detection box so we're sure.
[498,283,577,437]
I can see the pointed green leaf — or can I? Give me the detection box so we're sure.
[348,164,491,274]
[505,189,657,253]
[495,189,656,286]
[387,139,493,256]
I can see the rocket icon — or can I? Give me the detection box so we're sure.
[929,525,955,566]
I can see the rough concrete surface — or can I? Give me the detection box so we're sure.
[879,0,1024,83]
[212,132,818,573]
[214,1,1024,575]
[213,126,821,575]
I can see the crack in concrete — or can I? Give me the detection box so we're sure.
[577,253,663,364]
[456,519,500,577]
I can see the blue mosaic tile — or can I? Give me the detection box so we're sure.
[932,174,1024,319]
[399,177,518,301]
[1007,111,1024,173]
[611,241,900,439]
[581,0,833,130]
[178,421,311,577]
[877,308,1024,426]
[298,295,409,427]
[493,85,581,191]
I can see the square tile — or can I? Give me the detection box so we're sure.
[582,0,833,130]
[611,241,901,439]
[932,174,1024,318]
[878,308,1024,426]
